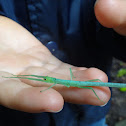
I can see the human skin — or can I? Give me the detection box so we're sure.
[95,0,126,36]
[0,0,125,113]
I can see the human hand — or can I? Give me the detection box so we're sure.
[0,16,110,113]
[95,0,126,36]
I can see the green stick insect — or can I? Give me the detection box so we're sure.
[2,68,126,103]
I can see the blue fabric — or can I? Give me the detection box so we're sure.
[32,103,110,126]
[88,118,107,126]
[0,0,125,126]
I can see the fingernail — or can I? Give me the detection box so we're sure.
[47,108,63,113]
[100,102,108,107]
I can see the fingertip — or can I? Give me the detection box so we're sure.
[82,86,111,106]
[12,87,64,113]
[94,0,122,28]
[94,86,111,106]
[82,68,111,106]
[85,67,108,82]
[42,88,64,113]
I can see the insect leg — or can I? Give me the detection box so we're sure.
[69,68,75,80]
[79,86,105,104]
[40,83,57,92]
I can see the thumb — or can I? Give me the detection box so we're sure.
[95,0,126,35]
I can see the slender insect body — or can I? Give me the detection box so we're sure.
[2,67,126,103]
[55,79,71,87]
[3,75,126,88]
[50,78,126,88]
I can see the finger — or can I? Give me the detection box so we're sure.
[57,68,110,106]
[19,66,110,106]
[95,0,126,35]
[58,86,110,106]
[0,72,64,113]
[71,67,108,82]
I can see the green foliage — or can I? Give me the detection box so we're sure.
[117,68,126,77]
[117,68,126,92]
[119,87,126,92]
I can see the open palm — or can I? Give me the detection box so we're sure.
[0,16,110,113]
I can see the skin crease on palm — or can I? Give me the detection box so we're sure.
[0,0,125,113]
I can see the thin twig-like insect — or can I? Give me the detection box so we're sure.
[2,68,126,103]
